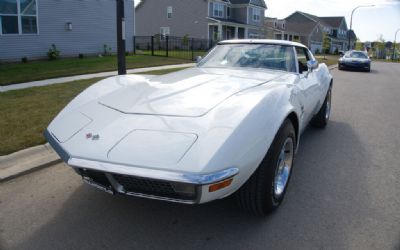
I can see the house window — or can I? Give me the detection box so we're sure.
[213,2,224,18]
[227,7,230,18]
[0,0,38,35]
[167,6,172,19]
[160,27,170,37]
[252,8,261,22]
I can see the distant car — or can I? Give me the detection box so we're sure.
[45,39,333,215]
[338,50,371,72]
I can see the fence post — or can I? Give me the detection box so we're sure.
[191,38,194,61]
[166,36,169,57]
[133,36,136,55]
[151,36,154,56]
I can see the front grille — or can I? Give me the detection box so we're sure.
[113,174,195,200]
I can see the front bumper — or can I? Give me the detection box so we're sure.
[339,61,370,70]
[44,129,239,204]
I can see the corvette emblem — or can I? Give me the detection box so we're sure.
[86,133,100,140]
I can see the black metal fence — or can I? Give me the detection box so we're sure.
[133,35,216,61]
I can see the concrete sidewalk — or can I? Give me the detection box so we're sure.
[0,63,195,93]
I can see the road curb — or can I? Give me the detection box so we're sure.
[0,143,61,183]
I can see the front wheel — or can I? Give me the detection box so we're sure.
[310,87,332,128]
[236,119,296,215]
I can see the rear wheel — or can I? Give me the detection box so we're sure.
[310,87,332,128]
[236,119,296,216]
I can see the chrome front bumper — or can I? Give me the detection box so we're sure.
[44,129,239,204]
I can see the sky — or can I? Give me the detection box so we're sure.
[134,0,400,42]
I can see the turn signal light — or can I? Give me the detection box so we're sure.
[208,178,233,192]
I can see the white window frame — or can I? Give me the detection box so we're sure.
[160,26,170,36]
[213,2,224,18]
[252,8,261,22]
[167,6,172,19]
[0,0,39,35]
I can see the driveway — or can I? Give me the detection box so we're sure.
[1,62,399,250]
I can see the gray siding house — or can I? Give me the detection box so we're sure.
[135,0,267,41]
[0,0,135,61]
[264,11,354,54]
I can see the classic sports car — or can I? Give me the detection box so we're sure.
[45,40,332,215]
[338,50,371,72]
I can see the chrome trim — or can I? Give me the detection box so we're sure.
[68,157,239,185]
[44,129,71,162]
[124,191,197,204]
[83,177,114,195]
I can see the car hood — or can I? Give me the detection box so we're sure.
[98,67,282,117]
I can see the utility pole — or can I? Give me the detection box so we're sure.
[393,28,400,60]
[348,5,374,50]
[116,0,126,75]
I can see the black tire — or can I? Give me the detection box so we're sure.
[310,86,332,128]
[236,119,296,216]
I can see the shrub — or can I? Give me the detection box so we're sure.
[78,53,84,59]
[47,44,60,60]
[125,51,130,56]
[315,49,320,55]
[21,57,28,63]
[334,48,339,55]
[103,44,112,56]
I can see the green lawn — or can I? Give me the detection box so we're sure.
[0,67,188,156]
[0,55,191,86]
[315,55,339,66]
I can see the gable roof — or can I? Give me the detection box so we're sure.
[295,11,346,29]
[320,17,346,28]
[230,0,267,8]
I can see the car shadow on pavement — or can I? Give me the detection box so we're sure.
[13,121,375,250]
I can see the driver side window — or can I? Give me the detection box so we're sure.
[295,47,310,74]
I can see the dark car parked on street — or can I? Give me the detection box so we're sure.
[338,50,371,72]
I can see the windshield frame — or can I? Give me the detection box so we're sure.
[197,43,298,74]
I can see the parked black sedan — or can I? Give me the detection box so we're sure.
[338,50,371,72]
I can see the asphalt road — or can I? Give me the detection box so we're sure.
[1,62,400,250]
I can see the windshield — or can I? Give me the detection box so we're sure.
[345,51,368,59]
[198,44,297,73]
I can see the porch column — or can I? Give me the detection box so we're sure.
[244,27,248,38]
[234,26,238,39]
[218,23,222,40]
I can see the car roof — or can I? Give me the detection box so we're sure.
[218,39,307,48]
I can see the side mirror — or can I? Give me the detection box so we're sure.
[307,60,319,71]
[196,56,203,64]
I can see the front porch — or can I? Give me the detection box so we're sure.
[208,24,247,41]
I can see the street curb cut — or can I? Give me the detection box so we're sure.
[0,143,61,183]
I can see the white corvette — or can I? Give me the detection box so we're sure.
[45,40,332,215]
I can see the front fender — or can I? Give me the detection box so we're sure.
[193,81,301,202]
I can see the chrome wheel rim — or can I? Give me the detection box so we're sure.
[325,89,331,120]
[274,137,294,198]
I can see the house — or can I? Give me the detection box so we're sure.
[135,0,267,41]
[264,11,355,54]
[0,0,135,61]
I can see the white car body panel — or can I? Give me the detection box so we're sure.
[45,40,332,204]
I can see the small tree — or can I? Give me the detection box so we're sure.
[355,38,363,51]
[182,34,189,47]
[322,32,331,59]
